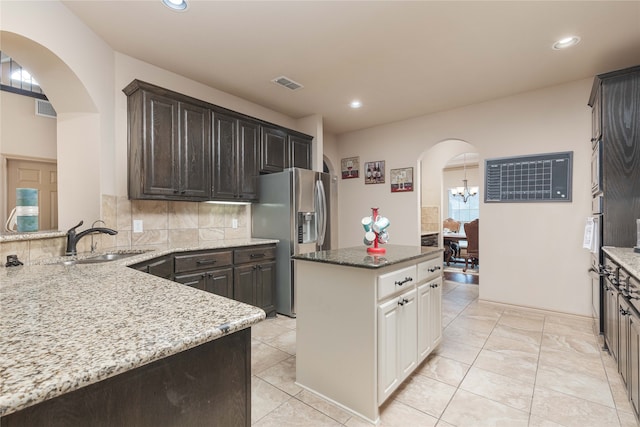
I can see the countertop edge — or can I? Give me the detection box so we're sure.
[293,245,443,269]
[602,246,640,279]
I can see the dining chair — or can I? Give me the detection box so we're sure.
[442,217,461,233]
[442,217,461,264]
[463,218,479,272]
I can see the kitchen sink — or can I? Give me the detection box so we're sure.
[58,251,148,266]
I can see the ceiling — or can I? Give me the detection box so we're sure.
[62,1,640,135]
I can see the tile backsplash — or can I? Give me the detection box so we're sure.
[421,206,439,234]
[0,195,251,264]
[98,195,251,251]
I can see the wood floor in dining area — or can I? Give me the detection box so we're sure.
[444,270,479,285]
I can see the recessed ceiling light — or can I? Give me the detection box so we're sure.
[552,36,580,50]
[162,0,188,11]
[350,100,362,109]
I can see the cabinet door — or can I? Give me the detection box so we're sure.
[605,285,619,360]
[417,282,432,362]
[289,134,312,170]
[143,91,179,196]
[179,102,211,199]
[630,310,640,417]
[234,264,256,305]
[256,260,276,316]
[378,298,400,403]
[237,119,260,200]
[260,126,287,173]
[205,267,234,298]
[430,277,443,348]
[174,271,207,291]
[212,112,238,200]
[620,298,631,387]
[398,289,418,381]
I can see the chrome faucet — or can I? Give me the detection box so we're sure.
[65,220,118,256]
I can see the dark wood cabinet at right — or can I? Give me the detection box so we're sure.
[589,65,640,247]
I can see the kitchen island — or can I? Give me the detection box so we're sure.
[0,239,274,426]
[293,245,443,424]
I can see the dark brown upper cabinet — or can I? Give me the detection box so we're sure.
[260,125,288,173]
[212,112,260,201]
[260,126,313,173]
[289,133,312,169]
[124,79,313,202]
[125,80,211,201]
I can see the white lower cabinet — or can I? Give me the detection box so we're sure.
[377,288,417,403]
[429,277,443,350]
[417,277,443,363]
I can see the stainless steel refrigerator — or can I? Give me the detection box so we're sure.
[252,168,331,317]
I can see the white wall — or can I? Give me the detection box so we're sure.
[0,91,57,159]
[1,0,113,229]
[336,79,592,316]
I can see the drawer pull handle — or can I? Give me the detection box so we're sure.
[397,298,409,306]
[250,253,265,259]
[196,259,217,265]
[395,277,413,286]
[428,266,442,272]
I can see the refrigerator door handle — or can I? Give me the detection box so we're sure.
[315,178,327,249]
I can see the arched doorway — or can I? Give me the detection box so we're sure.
[0,31,101,230]
[418,139,479,283]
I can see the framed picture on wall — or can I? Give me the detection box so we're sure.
[364,161,385,184]
[390,167,413,192]
[341,156,360,179]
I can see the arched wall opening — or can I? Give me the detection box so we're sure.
[0,30,103,230]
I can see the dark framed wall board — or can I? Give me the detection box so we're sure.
[484,151,573,203]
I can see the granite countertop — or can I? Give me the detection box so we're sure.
[0,238,276,417]
[602,246,640,279]
[293,244,442,269]
[0,230,66,242]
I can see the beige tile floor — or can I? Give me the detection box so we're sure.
[250,281,640,426]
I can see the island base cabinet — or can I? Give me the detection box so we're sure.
[377,288,417,404]
[295,252,442,425]
[0,329,251,427]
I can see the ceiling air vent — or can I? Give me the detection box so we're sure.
[35,99,57,119]
[272,76,303,91]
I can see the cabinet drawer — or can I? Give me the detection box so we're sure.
[175,250,233,273]
[378,265,417,301]
[417,257,442,282]
[234,245,276,264]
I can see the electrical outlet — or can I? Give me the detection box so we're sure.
[232,218,238,229]
[133,219,143,233]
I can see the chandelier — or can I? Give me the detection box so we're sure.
[451,153,478,203]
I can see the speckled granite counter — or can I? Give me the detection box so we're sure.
[292,244,442,269]
[0,230,66,242]
[603,246,640,279]
[0,238,276,417]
